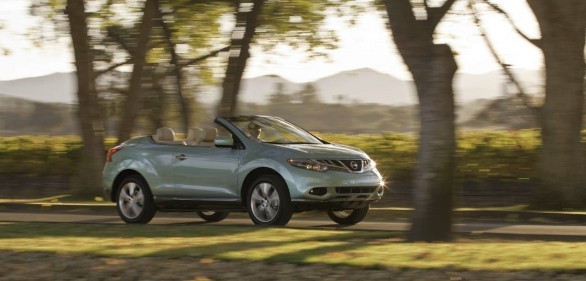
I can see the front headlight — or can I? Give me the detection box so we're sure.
[363,159,376,171]
[287,158,328,172]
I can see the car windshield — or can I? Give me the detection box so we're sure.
[228,116,323,144]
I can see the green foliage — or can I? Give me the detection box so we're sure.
[0,131,543,186]
[29,0,230,108]
[0,137,116,176]
[256,0,339,56]
[26,0,365,136]
[318,130,541,185]
[455,130,541,184]
[0,136,83,175]
[318,132,417,182]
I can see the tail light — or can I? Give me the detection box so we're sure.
[106,146,125,162]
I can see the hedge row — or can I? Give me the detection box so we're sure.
[319,130,541,185]
[0,131,543,185]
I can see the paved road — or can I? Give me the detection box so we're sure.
[1,211,585,238]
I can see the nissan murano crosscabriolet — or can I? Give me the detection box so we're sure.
[103,115,385,225]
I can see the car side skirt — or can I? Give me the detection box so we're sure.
[152,197,377,212]
[153,197,246,212]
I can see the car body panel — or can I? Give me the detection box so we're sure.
[103,116,385,212]
[172,146,241,199]
[275,143,368,158]
[103,138,179,199]
[235,142,382,200]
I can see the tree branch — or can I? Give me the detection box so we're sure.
[480,0,541,48]
[116,0,158,143]
[94,59,132,78]
[470,0,541,120]
[190,0,235,4]
[385,0,422,45]
[180,46,230,68]
[423,0,430,11]
[107,26,134,54]
[427,0,457,29]
[152,46,230,81]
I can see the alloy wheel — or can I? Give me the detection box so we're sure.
[118,182,144,219]
[250,182,280,223]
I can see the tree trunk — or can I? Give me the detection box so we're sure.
[528,0,586,208]
[156,1,190,134]
[384,0,457,241]
[117,0,158,143]
[66,0,106,197]
[218,0,264,117]
[409,45,457,241]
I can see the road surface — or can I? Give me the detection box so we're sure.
[1,211,585,238]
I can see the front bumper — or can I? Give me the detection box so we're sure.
[282,166,385,203]
[102,163,118,202]
[291,199,375,212]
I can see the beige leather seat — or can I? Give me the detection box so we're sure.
[153,127,184,145]
[198,128,217,147]
[186,128,203,146]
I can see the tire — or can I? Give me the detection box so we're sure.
[197,211,230,222]
[116,175,156,224]
[327,205,370,225]
[246,175,292,226]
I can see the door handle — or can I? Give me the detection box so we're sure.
[175,154,188,161]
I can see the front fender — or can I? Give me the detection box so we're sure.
[237,158,303,197]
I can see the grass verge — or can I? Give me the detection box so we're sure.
[0,222,584,272]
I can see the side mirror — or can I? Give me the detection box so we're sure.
[215,136,234,148]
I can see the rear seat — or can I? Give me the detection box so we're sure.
[186,128,203,146]
[152,127,185,145]
[198,128,217,147]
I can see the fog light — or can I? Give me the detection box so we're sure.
[376,186,384,196]
[309,187,327,196]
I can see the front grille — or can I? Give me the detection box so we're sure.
[339,160,362,172]
[335,186,378,194]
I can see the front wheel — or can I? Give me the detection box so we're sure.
[116,175,156,224]
[197,211,230,222]
[327,205,370,225]
[246,175,292,226]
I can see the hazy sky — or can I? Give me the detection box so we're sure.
[0,0,542,82]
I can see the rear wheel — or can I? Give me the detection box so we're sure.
[197,211,230,222]
[246,175,292,226]
[116,175,156,224]
[327,205,370,225]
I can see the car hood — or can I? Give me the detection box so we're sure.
[274,143,368,159]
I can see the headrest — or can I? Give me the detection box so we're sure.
[156,127,175,141]
[187,128,203,141]
[202,128,217,142]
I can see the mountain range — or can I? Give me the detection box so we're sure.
[0,68,542,106]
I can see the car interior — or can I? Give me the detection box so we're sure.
[151,127,230,147]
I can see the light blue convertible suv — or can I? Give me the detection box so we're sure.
[103,115,384,225]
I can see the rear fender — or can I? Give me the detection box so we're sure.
[110,158,172,198]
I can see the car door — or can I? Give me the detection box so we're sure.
[172,145,241,199]
[141,142,179,197]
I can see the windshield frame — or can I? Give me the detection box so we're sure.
[225,116,324,145]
